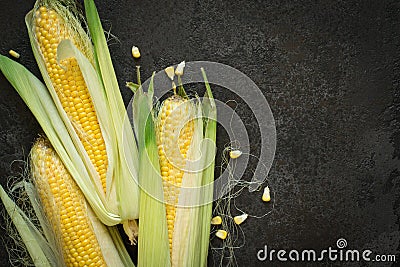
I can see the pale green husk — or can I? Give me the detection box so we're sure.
[132,75,171,267]
[0,184,62,267]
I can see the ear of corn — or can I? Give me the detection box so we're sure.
[156,95,195,252]
[30,137,135,267]
[31,138,105,266]
[0,0,140,236]
[0,137,135,267]
[133,67,216,266]
[32,4,110,195]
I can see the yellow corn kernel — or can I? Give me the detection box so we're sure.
[262,186,271,202]
[156,95,194,253]
[233,213,248,225]
[164,66,175,80]
[229,150,242,159]
[33,6,108,193]
[9,49,20,59]
[216,230,228,240]
[30,138,106,267]
[131,45,141,58]
[211,216,222,225]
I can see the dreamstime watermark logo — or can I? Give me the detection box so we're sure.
[124,61,277,206]
[257,238,397,263]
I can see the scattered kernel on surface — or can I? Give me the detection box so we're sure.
[233,213,248,225]
[175,61,185,76]
[229,150,242,159]
[211,215,222,225]
[216,230,228,240]
[9,50,20,59]
[165,66,175,80]
[262,186,271,202]
[131,45,141,58]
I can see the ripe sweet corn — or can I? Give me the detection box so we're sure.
[156,95,194,252]
[33,5,108,193]
[31,138,107,267]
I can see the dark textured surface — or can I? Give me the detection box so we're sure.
[1,0,400,266]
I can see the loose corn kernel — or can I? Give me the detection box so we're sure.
[164,66,175,81]
[34,6,108,193]
[211,216,222,225]
[229,150,242,159]
[233,213,248,225]
[156,95,194,254]
[262,186,271,202]
[31,138,107,267]
[175,61,185,76]
[216,230,228,240]
[131,45,141,58]
[9,49,20,59]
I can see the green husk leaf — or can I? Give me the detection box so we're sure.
[198,68,217,266]
[136,75,170,267]
[126,82,140,93]
[177,75,188,99]
[0,185,58,267]
[84,0,140,220]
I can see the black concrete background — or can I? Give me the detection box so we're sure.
[1,0,400,266]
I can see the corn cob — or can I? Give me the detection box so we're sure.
[30,138,107,266]
[156,95,194,252]
[33,5,108,193]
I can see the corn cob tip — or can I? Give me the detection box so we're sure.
[123,220,139,245]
